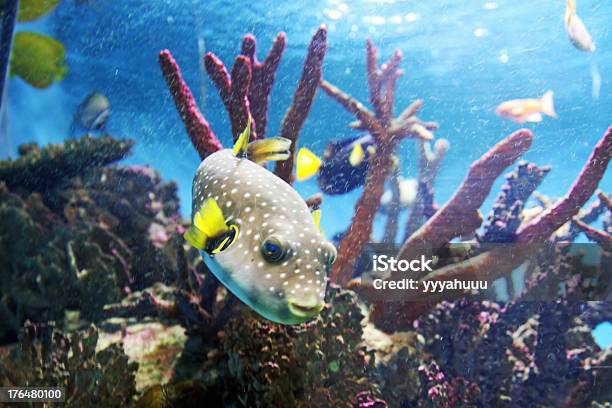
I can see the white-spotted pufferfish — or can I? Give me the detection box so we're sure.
[184,119,337,324]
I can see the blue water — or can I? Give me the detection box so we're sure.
[3,0,611,344]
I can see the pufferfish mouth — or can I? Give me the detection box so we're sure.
[287,299,324,318]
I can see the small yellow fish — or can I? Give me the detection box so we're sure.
[495,91,557,124]
[565,0,595,52]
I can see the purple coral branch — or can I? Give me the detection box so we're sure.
[241,32,287,137]
[397,129,533,269]
[572,218,612,251]
[159,50,223,159]
[367,126,611,330]
[404,138,449,239]
[0,0,18,114]
[517,126,612,243]
[205,52,256,140]
[274,26,328,183]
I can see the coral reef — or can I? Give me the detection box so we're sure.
[0,136,182,343]
[321,39,438,284]
[0,321,138,407]
[353,126,611,330]
[159,25,327,185]
[125,286,384,407]
[0,29,609,408]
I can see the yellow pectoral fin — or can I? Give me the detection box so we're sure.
[194,198,229,238]
[296,147,322,181]
[248,137,291,164]
[184,226,208,250]
[233,116,252,157]
[349,143,365,167]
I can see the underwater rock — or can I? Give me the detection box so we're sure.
[0,321,138,407]
[379,299,612,407]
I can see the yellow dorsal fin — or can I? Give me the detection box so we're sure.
[312,209,321,231]
[184,198,228,250]
[349,143,365,167]
[296,147,322,181]
[247,137,291,164]
[233,116,251,157]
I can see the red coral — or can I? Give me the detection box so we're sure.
[274,26,327,183]
[158,50,222,159]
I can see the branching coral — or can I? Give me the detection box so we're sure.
[321,39,438,284]
[364,126,611,330]
[159,26,327,185]
[404,138,449,240]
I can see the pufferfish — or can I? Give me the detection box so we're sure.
[184,120,337,324]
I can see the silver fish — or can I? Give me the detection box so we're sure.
[74,91,111,131]
[565,0,596,52]
[185,120,337,324]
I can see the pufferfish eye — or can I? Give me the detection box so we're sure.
[261,236,290,263]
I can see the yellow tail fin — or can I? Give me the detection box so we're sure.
[296,147,322,181]
[248,137,291,164]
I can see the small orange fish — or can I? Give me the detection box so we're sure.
[495,91,557,123]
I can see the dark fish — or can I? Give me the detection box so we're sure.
[297,134,377,195]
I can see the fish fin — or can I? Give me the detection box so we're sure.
[194,198,229,238]
[184,226,208,250]
[248,137,291,164]
[296,147,322,181]
[311,209,325,237]
[312,209,321,231]
[349,143,365,167]
[233,116,252,157]
[540,90,557,118]
[525,113,543,123]
[566,0,576,16]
